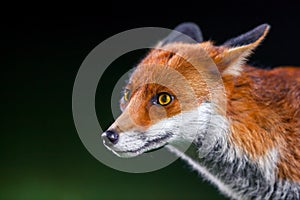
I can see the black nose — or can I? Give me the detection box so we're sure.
[101,130,119,144]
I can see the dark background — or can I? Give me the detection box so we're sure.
[5,2,300,200]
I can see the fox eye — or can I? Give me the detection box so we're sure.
[156,92,173,106]
[123,89,131,102]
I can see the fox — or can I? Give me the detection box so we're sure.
[101,22,300,200]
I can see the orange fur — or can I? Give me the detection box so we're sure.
[141,46,300,181]
[112,30,300,182]
[223,66,300,181]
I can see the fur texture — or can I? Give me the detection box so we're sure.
[102,23,300,199]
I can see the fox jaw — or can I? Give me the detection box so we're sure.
[102,23,300,199]
[102,23,269,158]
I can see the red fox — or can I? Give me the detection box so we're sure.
[101,23,300,199]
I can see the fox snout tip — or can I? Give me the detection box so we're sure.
[101,130,119,145]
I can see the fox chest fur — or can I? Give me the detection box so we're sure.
[102,23,300,200]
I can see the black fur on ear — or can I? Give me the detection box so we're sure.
[223,24,270,47]
[159,22,203,46]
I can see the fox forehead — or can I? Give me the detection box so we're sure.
[125,43,220,102]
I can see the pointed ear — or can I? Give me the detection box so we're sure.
[158,22,203,46]
[216,24,270,76]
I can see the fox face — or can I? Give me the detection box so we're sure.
[103,52,214,157]
[102,23,270,158]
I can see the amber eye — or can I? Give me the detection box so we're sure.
[123,89,131,102]
[157,92,173,106]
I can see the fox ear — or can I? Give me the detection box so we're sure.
[158,22,203,46]
[216,24,270,76]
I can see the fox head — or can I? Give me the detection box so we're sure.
[102,23,270,158]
